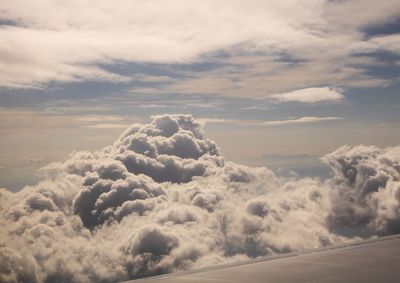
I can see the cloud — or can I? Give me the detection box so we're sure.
[325,0,400,31]
[76,115,123,122]
[1,114,399,282]
[270,87,344,103]
[157,55,393,98]
[199,116,344,127]
[0,1,399,90]
[322,145,400,236]
[137,104,170,109]
[262,116,344,126]
[241,106,272,110]
[0,110,135,134]
[198,118,239,125]
[83,123,129,129]
[78,115,129,129]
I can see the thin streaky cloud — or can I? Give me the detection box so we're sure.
[76,115,123,122]
[241,106,272,110]
[83,123,129,129]
[137,104,170,109]
[200,116,344,126]
[262,116,344,126]
[269,87,344,103]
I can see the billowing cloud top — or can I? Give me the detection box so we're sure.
[1,114,399,283]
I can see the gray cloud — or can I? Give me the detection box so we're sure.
[1,114,399,282]
[323,145,400,236]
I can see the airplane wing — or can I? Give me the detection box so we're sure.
[124,234,400,283]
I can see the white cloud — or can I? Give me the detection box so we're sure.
[270,87,344,103]
[198,118,239,125]
[83,123,129,129]
[241,106,272,110]
[76,115,123,122]
[350,34,400,56]
[200,116,344,126]
[156,57,392,97]
[0,0,399,89]
[262,116,344,126]
[1,114,399,282]
[137,104,170,109]
[185,103,219,109]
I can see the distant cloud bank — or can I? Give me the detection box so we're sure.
[1,114,399,282]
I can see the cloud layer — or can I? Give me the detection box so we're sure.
[1,114,399,282]
[0,0,399,91]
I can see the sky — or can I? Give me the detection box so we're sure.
[1,2,400,282]
[0,0,400,190]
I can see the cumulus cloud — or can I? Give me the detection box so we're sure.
[322,145,400,236]
[0,114,399,282]
[270,87,344,103]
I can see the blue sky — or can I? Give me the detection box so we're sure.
[0,0,400,190]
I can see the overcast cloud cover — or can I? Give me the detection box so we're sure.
[1,115,399,283]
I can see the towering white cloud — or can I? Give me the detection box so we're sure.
[0,114,399,282]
